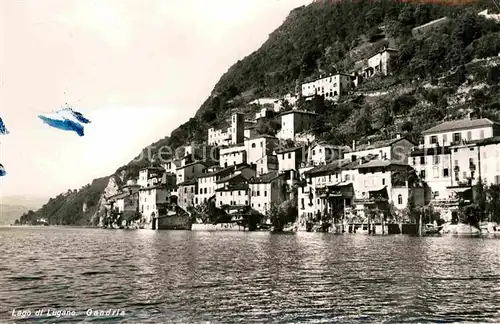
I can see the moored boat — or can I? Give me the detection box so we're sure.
[423,223,443,235]
[442,223,481,235]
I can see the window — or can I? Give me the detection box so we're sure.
[463,171,467,179]
[264,191,267,197]
[420,156,426,164]
[443,134,448,145]
[398,194,403,205]
[412,157,416,166]
[238,191,241,196]
[257,191,260,196]
[288,153,291,159]
[467,131,472,141]
[252,143,256,148]
[420,170,426,179]
[260,142,263,147]
[453,132,461,143]
[184,188,187,193]
[433,167,439,178]
[443,168,449,177]
[312,150,316,156]
[430,136,438,144]
[191,187,194,193]
[434,155,439,165]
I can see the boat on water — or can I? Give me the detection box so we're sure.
[442,223,481,235]
[423,223,443,235]
[155,207,192,230]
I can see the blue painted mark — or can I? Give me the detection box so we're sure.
[38,106,90,136]
[68,109,91,124]
[0,164,6,176]
[0,117,9,135]
[38,115,85,137]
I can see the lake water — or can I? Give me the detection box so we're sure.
[1,227,500,323]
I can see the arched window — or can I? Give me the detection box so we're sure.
[251,143,256,148]
[398,194,403,205]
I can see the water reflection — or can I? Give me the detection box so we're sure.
[1,227,500,323]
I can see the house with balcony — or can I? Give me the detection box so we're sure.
[196,163,255,205]
[352,159,416,220]
[297,160,346,228]
[215,173,251,214]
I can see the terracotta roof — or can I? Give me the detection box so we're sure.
[352,137,413,152]
[177,178,198,186]
[422,118,500,135]
[304,160,345,176]
[216,173,248,184]
[276,146,304,154]
[215,183,249,192]
[139,184,172,191]
[248,134,277,140]
[354,159,410,169]
[279,109,318,117]
[248,171,284,184]
[410,147,450,156]
[468,136,500,146]
[176,160,207,170]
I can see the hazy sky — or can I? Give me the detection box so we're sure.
[0,0,312,198]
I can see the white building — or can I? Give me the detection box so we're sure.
[175,161,206,184]
[244,135,279,165]
[139,185,171,227]
[410,146,452,201]
[138,167,164,188]
[301,73,353,99]
[219,145,246,168]
[255,155,278,176]
[276,110,318,141]
[308,143,345,166]
[344,137,415,165]
[196,164,255,205]
[207,112,245,146]
[363,48,398,78]
[276,146,307,172]
[248,172,287,216]
[421,118,500,147]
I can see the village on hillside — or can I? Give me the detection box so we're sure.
[103,13,500,234]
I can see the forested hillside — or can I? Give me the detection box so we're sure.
[19,0,500,225]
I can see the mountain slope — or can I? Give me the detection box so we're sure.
[21,0,500,225]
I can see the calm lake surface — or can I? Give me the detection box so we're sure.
[1,227,500,323]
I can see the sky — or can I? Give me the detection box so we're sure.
[0,0,312,199]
